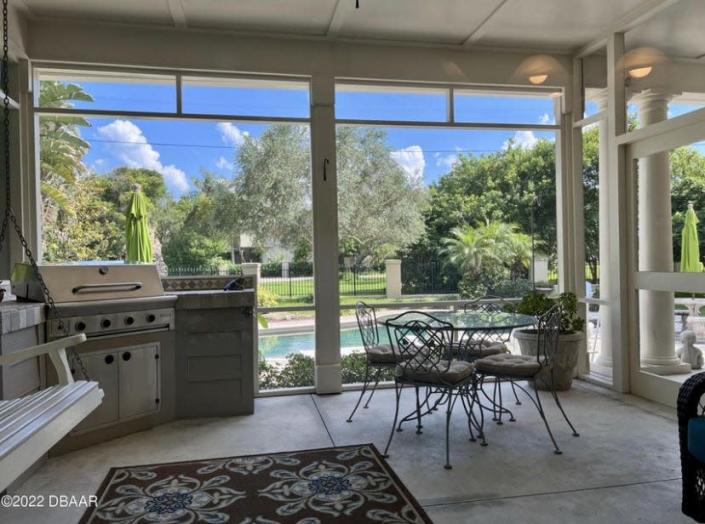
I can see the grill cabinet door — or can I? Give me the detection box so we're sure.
[74,350,119,432]
[118,343,160,419]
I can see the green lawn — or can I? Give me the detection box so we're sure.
[260,272,386,300]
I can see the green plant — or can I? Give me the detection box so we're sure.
[513,291,584,334]
[341,352,395,384]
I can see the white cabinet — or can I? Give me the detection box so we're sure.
[73,343,160,433]
[75,350,119,432]
[119,344,159,419]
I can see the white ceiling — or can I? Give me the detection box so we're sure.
[17,0,705,57]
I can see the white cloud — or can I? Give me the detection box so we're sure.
[391,145,425,185]
[434,151,460,170]
[503,130,539,150]
[539,113,552,125]
[97,119,190,195]
[217,122,249,146]
[216,156,232,170]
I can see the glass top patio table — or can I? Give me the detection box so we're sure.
[379,310,536,332]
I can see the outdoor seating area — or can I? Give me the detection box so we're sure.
[2,0,705,523]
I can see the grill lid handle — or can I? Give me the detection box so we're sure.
[72,282,143,294]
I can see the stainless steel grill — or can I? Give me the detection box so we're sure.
[11,263,177,449]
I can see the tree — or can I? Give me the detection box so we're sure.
[442,221,531,297]
[161,173,234,269]
[337,127,426,263]
[39,82,93,258]
[227,125,426,265]
[230,125,312,255]
[422,139,557,260]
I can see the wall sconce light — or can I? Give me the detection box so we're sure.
[513,55,564,87]
[627,66,653,79]
[622,48,667,81]
[528,74,548,85]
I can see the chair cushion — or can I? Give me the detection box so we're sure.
[398,359,475,385]
[688,417,705,463]
[367,344,397,364]
[450,341,508,358]
[475,353,541,377]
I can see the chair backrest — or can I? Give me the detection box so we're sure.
[536,304,562,366]
[386,312,454,375]
[355,301,379,352]
[463,295,512,345]
[462,295,506,314]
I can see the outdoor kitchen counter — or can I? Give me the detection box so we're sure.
[172,289,256,417]
[0,299,46,401]
[0,299,45,335]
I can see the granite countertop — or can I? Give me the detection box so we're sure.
[0,299,46,335]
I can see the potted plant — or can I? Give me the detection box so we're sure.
[511,291,585,391]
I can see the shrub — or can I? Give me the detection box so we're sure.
[341,352,395,384]
[511,291,585,334]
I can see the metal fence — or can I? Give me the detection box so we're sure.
[260,264,386,299]
[401,257,459,295]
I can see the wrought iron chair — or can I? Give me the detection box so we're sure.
[461,296,522,422]
[383,313,485,469]
[459,296,512,359]
[678,371,705,522]
[474,304,580,454]
[346,301,397,422]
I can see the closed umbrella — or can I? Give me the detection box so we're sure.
[681,202,704,273]
[125,184,153,263]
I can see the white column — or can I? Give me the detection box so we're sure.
[593,92,614,368]
[635,90,690,375]
[241,262,261,283]
[385,259,402,299]
[311,75,341,394]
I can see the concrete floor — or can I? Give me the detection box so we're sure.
[1,382,690,523]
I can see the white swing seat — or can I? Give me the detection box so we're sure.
[0,333,103,492]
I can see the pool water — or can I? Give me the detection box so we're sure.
[259,328,364,359]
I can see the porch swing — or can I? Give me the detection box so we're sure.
[0,0,102,493]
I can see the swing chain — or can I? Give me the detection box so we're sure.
[1,0,89,381]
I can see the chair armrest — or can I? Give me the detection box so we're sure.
[0,333,86,385]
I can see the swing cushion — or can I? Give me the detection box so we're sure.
[688,417,705,464]
[366,344,398,364]
[475,353,541,377]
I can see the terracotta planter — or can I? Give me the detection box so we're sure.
[514,329,583,391]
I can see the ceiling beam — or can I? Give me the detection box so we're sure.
[574,0,680,57]
[326,0,348,39]
[167,0,187,29]
[461,0,509,49]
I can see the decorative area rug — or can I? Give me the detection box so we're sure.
[80,444,432,523]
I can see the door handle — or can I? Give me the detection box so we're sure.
[323,158,329,181]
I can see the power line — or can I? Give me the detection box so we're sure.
[40,134,502,154]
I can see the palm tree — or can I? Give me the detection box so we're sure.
[39,82,93,221]
[442,221,533,285]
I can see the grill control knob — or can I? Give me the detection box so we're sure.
[124,316,135,326]
[75,321,86,332]
[100,318,112,329]
[146,313,156,323]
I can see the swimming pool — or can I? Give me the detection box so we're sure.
[259,328,363,359]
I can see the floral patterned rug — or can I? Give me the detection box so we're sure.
[80,444,432,523]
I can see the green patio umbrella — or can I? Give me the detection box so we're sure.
[681,202,704,273]
[125,184,153,263]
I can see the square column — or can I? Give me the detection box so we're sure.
[310,75,341,394]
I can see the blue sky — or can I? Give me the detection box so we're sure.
[59,80,703,197]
